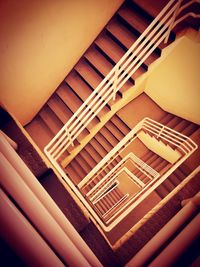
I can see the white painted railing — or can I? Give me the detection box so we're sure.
[80,118,197,230]
[87,152,159,203]
[44,0,190,164]
[78,117,197,190]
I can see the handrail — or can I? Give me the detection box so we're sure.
[88,153,159,203]
[173,12,200,28]
[79,117,197,190]
[44,0,187,164]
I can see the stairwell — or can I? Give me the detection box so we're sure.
[25,0,177,152]
[19,0,200,265]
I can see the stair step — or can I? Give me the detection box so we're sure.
[65,164,82,185]
[155,159,169,173]
[164,116,181,129]
[70,159,87,180]
[99,197,110,211]
[85,46,133,92]
[75,59,103,89]
[47,93,73,124]
[108,17,159,67]
[66,71,110,118]
[105,121,125,141]
[162,178,175,192]
[80,148,98,169]
[132,0,168,20]
[174,168,187,182]
[84,143,102,164]
[84,47,114,78]
[100,126,119,147]
[104,194,115,207]
[111,115,131,135]
[95,132,114,153]
[159,113,174,125]
[75,153,92,174]
[155,184,169,199]
[95,33,125,65]
[90,138,107,158]
[118,5,149,35]
[141,150,156,162]
[168,173,181,186]
[95,202,106,215]
[178,163,191,176]
[173,119,189,133]
[39,106,63,135]
[148,156,163,170]
[181,122,198,137]
[56,83,83,113]
[57,82,99,130]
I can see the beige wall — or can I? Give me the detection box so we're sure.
[0,0,123,125]
[145,35,200,125]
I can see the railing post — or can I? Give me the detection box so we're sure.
[66,126,74,147]
[157,125,165,139]
[164,0,182,44]
[112,66,120,101]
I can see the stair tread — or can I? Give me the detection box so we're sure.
[132,0,168,19]
[118,6,149,36]
[105,121,125,141]
[100,127,119,147]
[107,17,159,66]
[84,143,102,164]
[47,93,73,124]
[85,47,114,77]
[95,132,113,152]
[56,83,83,113]
[65,164,82,185]
[75,153,92,174]
[39,106,63,135]
[79,149,97,169]
[95,33,125,65]
[57,81,99,130]
[66,71,110,117]
[90,138,107,158]
[70,159,87,179]
[75,59,103,89]
[85,45,133,92]
[111,115,131,135]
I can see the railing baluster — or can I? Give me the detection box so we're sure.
[44,0,198,175]
[66,126,74,147]
[112,66,120,101]
[164,0,182,44]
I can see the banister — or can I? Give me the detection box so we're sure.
[45,0,182,162]
[44,1,199,225]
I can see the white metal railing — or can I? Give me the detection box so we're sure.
[87,152,159,203]
[44,0,192,164]
[81,118,198,229]
[78,117,197,190]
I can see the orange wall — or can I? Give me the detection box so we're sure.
[0,0,123,125]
